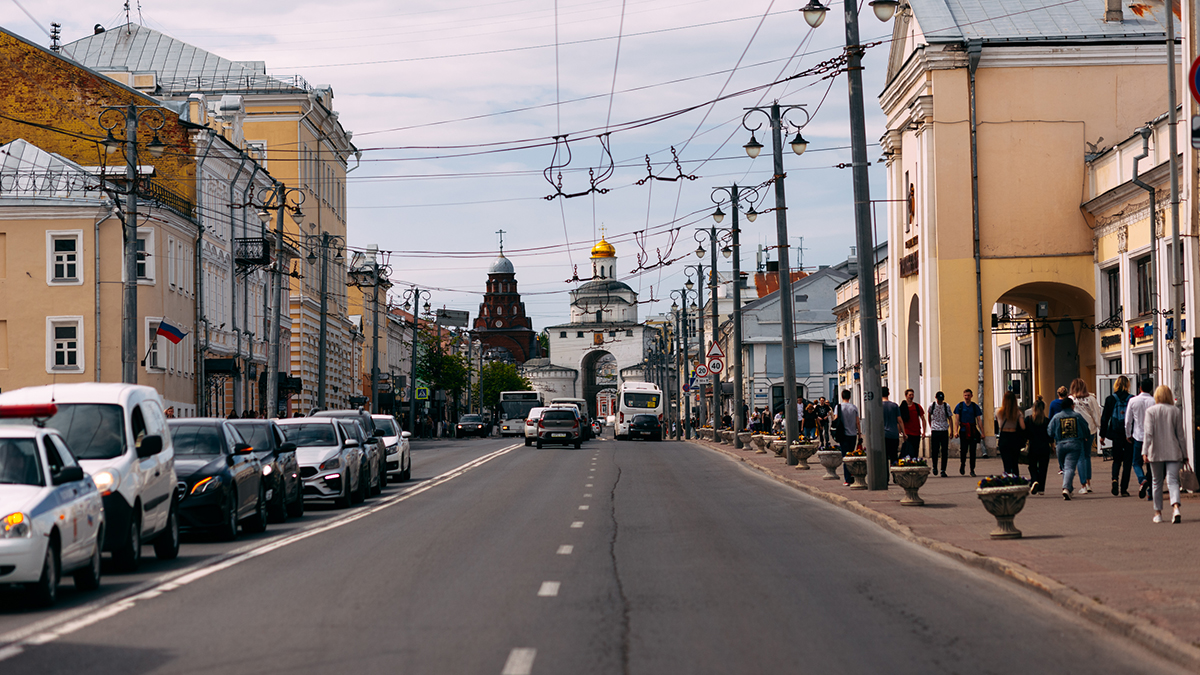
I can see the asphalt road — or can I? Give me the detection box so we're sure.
[0,433,1182,675]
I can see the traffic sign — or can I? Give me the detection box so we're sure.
[416,386,430,400]
[705,342,725,359]
[708,358,724,374]
[695,364,709,378]
[1190,56,1200,103]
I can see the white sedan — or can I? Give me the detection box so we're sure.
[372,415,411,482]
[0,404,105,606]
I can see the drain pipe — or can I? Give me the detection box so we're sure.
[94,200,119,382]
[228,153,248,414]
[195,129,216,415]
[968,39,986,409]
[1131,126,1160,383]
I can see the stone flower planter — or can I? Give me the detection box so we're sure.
[769,439,787,457]
[700,428,714,441]
[751,434,769,454]
[843,456,868,489]
[890,465,931,506]
[816,450,843,480]
[736,432,752,448]
[976,485,1030,539]
[791,443,819,470]
[721,430,734,445]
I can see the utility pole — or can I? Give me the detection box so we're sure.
[316,232,331,411]
[121,106,139,385]
[1166,1,1184,400]
[265,184,286,418]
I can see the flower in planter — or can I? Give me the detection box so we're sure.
[978,473,1029,489]
[897,456,927,467]
[846,448,866,457]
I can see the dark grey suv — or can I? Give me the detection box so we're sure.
[536,407,582,449]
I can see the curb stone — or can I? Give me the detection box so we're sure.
[695,439,1200,672]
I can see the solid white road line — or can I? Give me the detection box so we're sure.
[0,443,523,661]
[537,581,561,597]
[557,545,573,555]
[571,521,584,528]
[502,648,537,675]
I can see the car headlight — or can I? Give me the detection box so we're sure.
[93,469,119,495]
[190,476,222,495]
[319,457,340,471]
[262,464,273,476]
[1,512,32,539]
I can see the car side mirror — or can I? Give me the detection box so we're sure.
[136,434,163,459]
[345,439,360,448]
[373,429,385,438]
[401,431,412,439]
[234,442,254,455]
[279,442,297,453]
[52,465,85,485]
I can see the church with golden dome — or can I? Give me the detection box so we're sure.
[525,236,655,415]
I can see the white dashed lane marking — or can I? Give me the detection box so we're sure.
[557,545,573,555]
[583,493,592,498]
[586,483,593,487]
[578,505,589,510]
[538,581,561,597]
[571,521,584,528]
[502,648,537,675]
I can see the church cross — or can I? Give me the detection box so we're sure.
[496,229,506,254]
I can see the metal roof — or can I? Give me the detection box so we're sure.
[908,0,1166,43]
[63,23,309,94]
[0,139,105,201]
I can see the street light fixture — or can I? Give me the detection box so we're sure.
[743,133,764,159]
[800,0,828,27]
[302,231,347,410]
[670,286,697,439]
[400,286,433,435]
[712,206,725,224]
[348,251,393,413]
[253,182,306,418]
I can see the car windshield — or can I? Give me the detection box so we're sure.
[0,438,43,486]
[460,415,483,423]
[169,424,225,456]
[374,418,398,435]
[280,423,337,447]
[0,403,127,460]
[623,392,659,409]
[230,423,271,451]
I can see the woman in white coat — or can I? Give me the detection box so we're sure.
[1069,378,1102,494]
[1142,385,1186,523]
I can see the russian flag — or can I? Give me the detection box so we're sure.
[156,319,187,345]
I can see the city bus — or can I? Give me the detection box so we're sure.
[615,381,663,440]
[498,391,545,436]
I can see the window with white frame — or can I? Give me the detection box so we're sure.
[46,231,83,285]
[46,316,84,372]
[135,228,155,282]
[146,318,162,371]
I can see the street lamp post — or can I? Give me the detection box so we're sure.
[743,103,810,465]
[671,286,697,439]
[693,229,722,427]
[401,286,432,434]
[802,0,897,488]
[707,184,761,448]
[304,233,346,411]
[254,184,306,418]
[99,104,167,385]
[683,265,706,426]
[349,250,392,413]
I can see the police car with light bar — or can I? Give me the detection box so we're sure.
[0,403,106,606]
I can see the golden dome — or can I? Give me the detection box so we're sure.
[590,237,616,258]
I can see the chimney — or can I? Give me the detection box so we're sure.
[1104,0,1122,22]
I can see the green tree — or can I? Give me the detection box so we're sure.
[416,331,469,398]
[478,361,531,411]
[537,330,550,359]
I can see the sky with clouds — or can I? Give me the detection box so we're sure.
[2,0,896,330]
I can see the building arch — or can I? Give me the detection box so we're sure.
[992,280,1095,406]
[581,350,618,418]
[907,294,920,394]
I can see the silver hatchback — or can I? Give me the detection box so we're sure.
[536,408,582,449]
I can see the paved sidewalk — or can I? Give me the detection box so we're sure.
[693,437,1200,670]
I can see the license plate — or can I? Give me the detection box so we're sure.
[552,433,567,438]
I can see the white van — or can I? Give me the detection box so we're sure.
[615,382,663,441]
[0,383,179,571]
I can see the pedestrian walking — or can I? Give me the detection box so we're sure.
[802,404,817,442]
[1100,375,1134,497]
[995,390,1026,476]
[833,390,860,485]
[1125,377,1155,499]
[881,387,901,466]
[816,397,832,446]
[1025,397,1052,494]
[1142,385,1186,524]
[1049,396,1090,500]
[899,388,926,460]
[954,389,985,476]
[928,392,953,477]
[1050,385,1070,474]
[1070,378,1102,494]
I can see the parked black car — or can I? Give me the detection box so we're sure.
[628,414,662,441]
[168,419,267,540]
[230,419,303,522]
[455,414,489,438]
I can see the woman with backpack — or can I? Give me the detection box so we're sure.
[1100,375,1134,497]
[1070,378,1102,494]
[995,391,1026,475]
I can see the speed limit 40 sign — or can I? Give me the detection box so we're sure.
[708,358,724,374]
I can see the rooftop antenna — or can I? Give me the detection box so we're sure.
[49,23,61,52]
[124,1,132,32]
